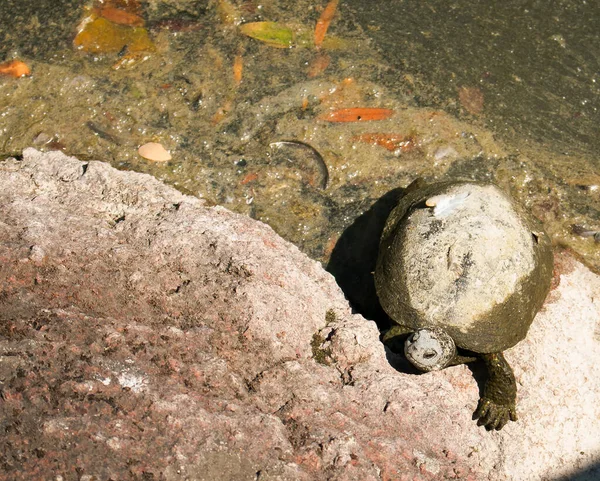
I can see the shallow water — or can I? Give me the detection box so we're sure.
[0,0,598,272]
[349,0,600,154]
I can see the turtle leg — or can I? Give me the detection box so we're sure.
[473,352,518,431]
[448,352,478,366]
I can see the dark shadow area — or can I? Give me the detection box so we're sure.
[383,345,421,375]
[465,357,488,400]
[0,152,23,162]
[326,187,404,327]
[327,186,424,376]
[557,462,600,481]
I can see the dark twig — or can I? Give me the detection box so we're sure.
[269,140,329,190]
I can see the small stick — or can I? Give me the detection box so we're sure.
[269,140,329,190]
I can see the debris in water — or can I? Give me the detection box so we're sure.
[86,121,122,145]
[74,16,154,54]
[239,22,296,48]
[233,53,243,86]
[307,53,331,78]
[458,86,484,116]
[138,142,171,162]
[572,225,600,243]
[241,172,259,184]
[317,108,394,122]
[217,0,241,26]
[315,0,340,49]
[112,52,150,70]
[95,6,144,26]
[352,132,417,153]
[0,60,31,78]
[150,18,204,32]
[269,140,329,189]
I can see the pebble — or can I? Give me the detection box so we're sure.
[138,142,171,162]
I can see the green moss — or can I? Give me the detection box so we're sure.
[311,310,338,365]
[311,332,332,366]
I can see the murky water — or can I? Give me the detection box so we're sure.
[349,0,600,154]
[0,0,598,272]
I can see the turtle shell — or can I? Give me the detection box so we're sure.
[375,181,553,353]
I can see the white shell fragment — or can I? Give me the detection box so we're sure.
[138,142,172,162]
[426,191,470,218]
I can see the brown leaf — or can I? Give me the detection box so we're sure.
[458,86,484,115]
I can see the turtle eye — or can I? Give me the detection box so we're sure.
[423,350,438,359]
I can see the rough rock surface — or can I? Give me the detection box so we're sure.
[0,149,599,481]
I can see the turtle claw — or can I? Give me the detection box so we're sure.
[473,398,517,431]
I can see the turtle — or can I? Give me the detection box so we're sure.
[374,179,554,430]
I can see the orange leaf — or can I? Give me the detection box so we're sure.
[240,172,258,184]
[318,108,394,122]
[233,54,243,86]
[0,60,31,78]
[97,7,145,26]
[353,132,417,152]
[315,0,339,49]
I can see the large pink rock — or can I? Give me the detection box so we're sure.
[0,149,599,480]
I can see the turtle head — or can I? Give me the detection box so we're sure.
[404,328,456,372]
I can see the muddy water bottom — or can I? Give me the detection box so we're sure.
[0,0,598,273]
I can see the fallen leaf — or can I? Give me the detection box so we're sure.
[74,16,154,53]
[138,142,171,162]
[0,60,31,77]
[218,0,241,26]
[315,0,339,49]
[307,53,330,78]
[318,108,394,122]
[240,172,259,184]
[212,99,232,125]
[458,86,484,115]
[233,53,243,86]
[353,132,417,152]
[239,22,295,48]
[96,6,144,26]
